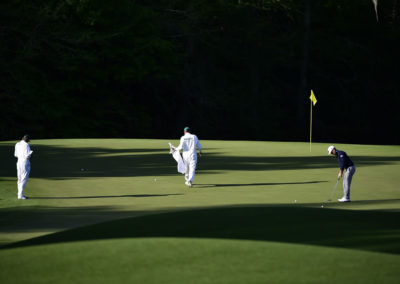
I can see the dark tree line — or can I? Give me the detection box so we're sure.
[1,0,399,144]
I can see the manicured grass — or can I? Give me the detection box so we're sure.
[1,238,400,284]
[0,139,399,283]
[6,206,400,254]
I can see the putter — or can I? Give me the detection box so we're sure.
[327,179,340,202]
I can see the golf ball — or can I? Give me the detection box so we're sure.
[321,205,324,208]
[294,200,297,203]
[154,178,157,182]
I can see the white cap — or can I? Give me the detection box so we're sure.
[327,145,335,155]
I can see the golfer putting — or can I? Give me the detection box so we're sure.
[172,127,202,187]
[328,145,356,202]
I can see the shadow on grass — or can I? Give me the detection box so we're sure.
[30,194,183,199]
[2,204,400,255]
[347,199,400,205]
[195,181,327,188]
[1,144,400,179]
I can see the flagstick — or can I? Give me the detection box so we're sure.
[310,100,312,152]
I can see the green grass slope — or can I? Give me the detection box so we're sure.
[1,139,399,283]
[5,206,400,254]
[1,238,399,284]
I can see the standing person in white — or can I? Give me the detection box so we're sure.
[176,127,202,187]
[14,135,33,200]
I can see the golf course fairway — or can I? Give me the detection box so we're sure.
[1,139,399,283]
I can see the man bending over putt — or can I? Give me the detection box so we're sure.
[328,145,356,202]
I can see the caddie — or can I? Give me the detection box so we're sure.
[14,134,33,200]
[328,145,356,202]
[176,127,202,187]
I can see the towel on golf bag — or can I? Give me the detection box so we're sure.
[169,142,186,174]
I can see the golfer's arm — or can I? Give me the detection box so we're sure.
[197,139,202,155]
[176,138,183,151]
[338,169,343,179]
[25,145,33,158]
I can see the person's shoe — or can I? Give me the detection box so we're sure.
[338,197,350,202]
[185,181,192,187]
[18,196,27,200]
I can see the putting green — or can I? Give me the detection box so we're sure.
[0,139,399,282]
[1,238,399,284]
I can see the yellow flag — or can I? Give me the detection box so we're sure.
[310,90,317,106]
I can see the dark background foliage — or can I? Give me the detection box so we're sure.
[1,0,399,144]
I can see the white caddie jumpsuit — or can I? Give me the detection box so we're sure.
[14,140,33,199]
[176,133,202,183]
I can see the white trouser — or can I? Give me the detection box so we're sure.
[17,161,30,198]
[182,152,197,183]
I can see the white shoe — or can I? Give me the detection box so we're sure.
[18,196,27,200]
[338,197,350,202]
[185,181,192,187]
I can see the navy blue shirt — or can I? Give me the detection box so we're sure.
[336,150,354,170]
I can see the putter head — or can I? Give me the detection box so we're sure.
[327,199,332,202]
